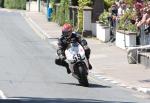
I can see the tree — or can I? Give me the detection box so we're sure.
[104,0,115,11]
[58,0,70,25]
[77,0,91,32]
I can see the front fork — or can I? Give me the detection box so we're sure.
[68,58,89,74]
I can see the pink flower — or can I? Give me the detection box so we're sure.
[134,2,143,10]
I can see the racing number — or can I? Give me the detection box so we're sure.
[73,54,81,62]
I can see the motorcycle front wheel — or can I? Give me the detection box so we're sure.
[78,66,89,87]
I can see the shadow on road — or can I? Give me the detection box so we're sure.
[139,79,150,83]
[89,83,111,88]
[58,82,111,88]
[0,97,136,103]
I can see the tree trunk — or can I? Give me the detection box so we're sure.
[92,0,104,22]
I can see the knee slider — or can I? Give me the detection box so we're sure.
[81,39,88,46]
[55,58,62,65]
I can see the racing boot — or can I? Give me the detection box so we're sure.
[55,58,71,74]
[88,60,92,70]
[65,63,71,74]
[61,60,71,74]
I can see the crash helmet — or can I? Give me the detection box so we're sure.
[62,23,73,38]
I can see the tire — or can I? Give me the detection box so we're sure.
[78,66,89,87]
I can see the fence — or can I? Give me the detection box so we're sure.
[138,25,150,46]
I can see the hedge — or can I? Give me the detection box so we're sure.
[4,0,26,10]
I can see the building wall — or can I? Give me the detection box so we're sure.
[26,1,38,12]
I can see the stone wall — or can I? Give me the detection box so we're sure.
[26,1,38,12]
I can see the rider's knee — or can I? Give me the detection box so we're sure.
[80,39,91,58]
[55,58,62,65]
[55,58,68,67]
[81,39,88,47]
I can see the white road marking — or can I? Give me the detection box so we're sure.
[0,90,7,99]
[111,81,119,84]
[137,87,150,94]
[50,41,58,47]
[21,12,48,40]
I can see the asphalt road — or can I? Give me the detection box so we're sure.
[0,10,150,103]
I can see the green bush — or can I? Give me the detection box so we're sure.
[4,0,26,10]
[104,0,115,11]
[117,11,137,32]
[72,0,78,6]
[99,10,109,26]
[55,0,60,3]
[50,0,56,21]
[57,0,70,26]
[124,0,133,6]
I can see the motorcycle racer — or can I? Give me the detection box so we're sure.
[55,23,92,74]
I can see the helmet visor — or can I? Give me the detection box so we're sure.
[62,31,72,37]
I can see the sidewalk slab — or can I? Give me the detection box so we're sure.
[23,11,150,95]
[25,12,62,39]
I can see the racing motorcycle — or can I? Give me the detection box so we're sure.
[65,40,89,87]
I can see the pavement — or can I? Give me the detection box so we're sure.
[21,11,150,95]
